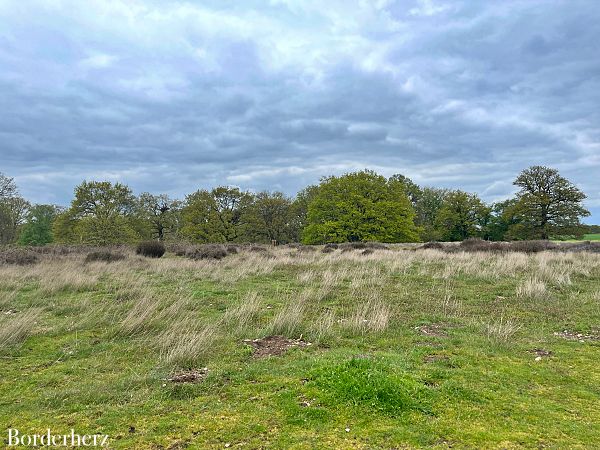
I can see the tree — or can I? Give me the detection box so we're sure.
[0,196,30,244]
[414,187,449,241]
[435,190,490,241]
[18,204,61,246]
[484,199,520,241]
[0,172,18,199]
[510,166,589,239]
[181,187,252,243]
[389,174,422,207]
[303,170,420,244]
[244,191,295,243]
[55,181,138,244]
[135,193,182,241]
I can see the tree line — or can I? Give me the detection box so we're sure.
[0,166,593,246]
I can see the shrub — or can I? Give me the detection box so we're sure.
[0,248,39,265]
[361,249,374,256]
[509,240,556,253]
[324,243,339,250]
[85,251,126,263]
[297,245,317,252]
[188,244,228,260]
[136,241,166,258]
[420,242,444,250]
[226,245,239,254]
[249,245,268,253]
[322,247,335,254]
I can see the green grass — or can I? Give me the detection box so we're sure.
[583,233,600,240]
[1,249,599,448]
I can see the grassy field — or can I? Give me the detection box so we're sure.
[1,246,599,449]
[582,233,600,241]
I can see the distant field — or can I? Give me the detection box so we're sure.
[1,246,600,449]
[583,233,600,240]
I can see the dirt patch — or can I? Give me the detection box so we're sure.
[529,348,553,357]
[243,335,310,358]
[423,354,450,363]
[415,323,448,337]
[167,368,209,383]
[554,330,600,342]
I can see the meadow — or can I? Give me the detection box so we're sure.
[1,244,599,449]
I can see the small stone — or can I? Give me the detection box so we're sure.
[345,428,350,433]
[535,356,542,362]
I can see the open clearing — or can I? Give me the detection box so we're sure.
[1,245,599,449]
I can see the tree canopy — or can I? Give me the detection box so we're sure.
[303,170,420,244]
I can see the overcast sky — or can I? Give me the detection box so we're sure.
[1,0,598,222]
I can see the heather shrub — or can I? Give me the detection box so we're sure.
[188,244,228,260]
[136,241,166,258]
[324,243,339,250]
[0,248,39,265]
[85,251,126,263]
[420,241,444,250]
[509,240,556,253]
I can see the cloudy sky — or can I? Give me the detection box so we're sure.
[1,0,599,221]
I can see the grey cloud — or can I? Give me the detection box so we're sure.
[0,0,598,222]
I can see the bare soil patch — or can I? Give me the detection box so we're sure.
[415,323,448,337]
[554,330,600,342]
[243,335,310,358]
[167,368,209,383]
[529,348,553,357]
[423,354,450,363]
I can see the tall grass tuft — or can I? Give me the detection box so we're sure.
[0,308,41,349]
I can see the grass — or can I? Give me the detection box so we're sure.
[1,246,599,448]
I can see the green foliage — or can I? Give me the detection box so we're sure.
[311,358,433,415]
[435,190,490,241]
[510,166,589,240]
[135,193,182,241]
[54,181,138,245]
[0,197,30,245]
[18,204,60,246]
[414,187,449,241]
[244,191,296,243]
[181,187,252,243]
[303,170,420,244]
[484,199,520,241]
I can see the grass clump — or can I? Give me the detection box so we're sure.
[136,240,166,258]
[311,358,433,415]
[0,308,41,349]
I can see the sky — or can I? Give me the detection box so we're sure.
[0,0,599,222]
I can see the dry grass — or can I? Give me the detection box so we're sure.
[346,298,391,334]
[159,322,219,367]
[0,308,42,348]
[222,291,263,331]
[516,277,548,300]
[484,316,522,343]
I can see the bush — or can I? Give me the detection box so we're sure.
[249,245,268,253]
[324,243,339,250]
[420,242,444,250]
[297,245,317,252]
[509,240,557,253]
[0,248,39,265]
[85,251,126,263]
[226,245,239,254]
[188,244,228,260]
[136,241,166,258]
[321,247,335,253]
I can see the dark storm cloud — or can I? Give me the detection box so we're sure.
[0,0,598,220]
